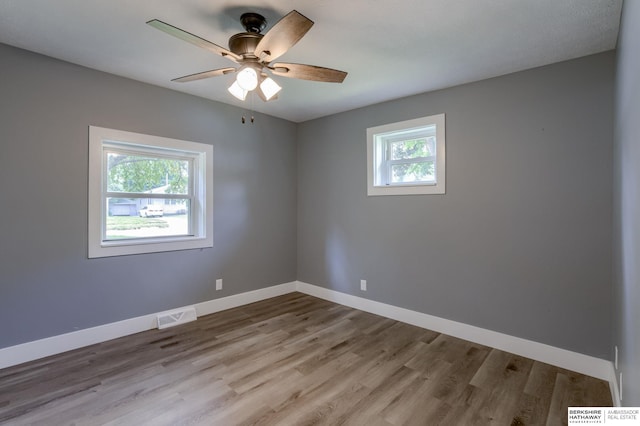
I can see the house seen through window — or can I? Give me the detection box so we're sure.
[105,150,192,240]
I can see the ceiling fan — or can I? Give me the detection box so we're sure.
[147,10,348,102]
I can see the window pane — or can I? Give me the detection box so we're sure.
[391,161,435,183]
[106,197,191,240]
[106,152,189,194]
[390,137,435,160]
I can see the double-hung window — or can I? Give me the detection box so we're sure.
[367,113,445,196]
[88,126,213,258]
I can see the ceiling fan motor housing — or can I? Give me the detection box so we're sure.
[229,13,267,58]
[228,32,263,57]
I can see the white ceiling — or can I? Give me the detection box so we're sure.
[0,0,622,123]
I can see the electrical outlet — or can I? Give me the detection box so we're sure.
[216,279,223,291]
[360,280,367,291]
[615,346,618,370]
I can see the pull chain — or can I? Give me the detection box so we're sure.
[241,92,256,124]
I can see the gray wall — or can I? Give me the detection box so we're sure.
[0,43,297,349]
[0,40,617,364]
[613,0,640,406]
[298,52,614,358]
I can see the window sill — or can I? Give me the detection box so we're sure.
[367,182,445,196]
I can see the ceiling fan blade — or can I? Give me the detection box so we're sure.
[147,19,241,63]
[271,63,347,83]
[255,11,314,62]
[171,67,237,83]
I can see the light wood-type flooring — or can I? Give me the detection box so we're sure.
[0,293,612,425]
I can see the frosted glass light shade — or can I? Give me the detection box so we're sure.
[228,81,248,100]
[236,67,258,91]
[259,77,282,101]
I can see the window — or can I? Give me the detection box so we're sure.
[88,126,213,258]
[367,113,445,196]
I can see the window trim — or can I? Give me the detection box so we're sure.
[88,126,213,258]
[367,113,446,196]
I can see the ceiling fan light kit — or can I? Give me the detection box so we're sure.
[228,69,281,101]
[147,10,347,103]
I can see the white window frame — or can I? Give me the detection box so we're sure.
[88,126,213,258]
[367,113,446,196]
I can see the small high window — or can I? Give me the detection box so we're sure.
[88,126,213,258]
[367,114,446,196]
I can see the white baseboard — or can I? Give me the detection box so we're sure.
[295,281,617,401]
[0,311,158,371]
[196,282,297,316]
[0,282,296,370]
[608,363,622,407]
[0,280,617,406]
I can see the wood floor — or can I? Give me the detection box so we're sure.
[0,293,611,425]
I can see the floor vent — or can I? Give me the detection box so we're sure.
[156,306,197,329]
